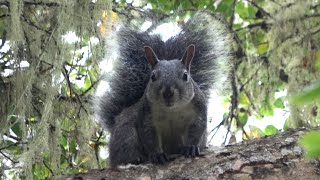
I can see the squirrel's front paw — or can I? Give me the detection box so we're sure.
[129,156,146,165]
[179,145,201,157]
[149,152,169,164]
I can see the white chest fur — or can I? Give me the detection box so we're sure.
[151,103,197,153]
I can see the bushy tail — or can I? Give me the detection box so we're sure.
[95,12,233,130]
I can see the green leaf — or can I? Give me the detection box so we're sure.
[255,30,267,44]
[70,73,77,79]
[216,0,234,17]
[11,122,22,138]
[235,1,257,19]
[298,131,320,159]
[290,82,320,104]
[89,69,97,82]
[233,23,242,29]
[84,76,91,89]
[260,98,274,116]
[235,2,246,18]
[257,43,269,55]
[74,84,81,91]
[3,140,22,155]
[82,34,89,46]
[239,111,248,126]
[181,0,192,8]
[198,0,213,9]
[264,125,279,136]
[33,163,50,179]
[60,135,68,150]
[239,91,250,107]
[70,139,78,154]
[274,98,285,109]
[248,125,265,138]
[247,5,257,19]
[68,168,80,175]
[79,67,86,75]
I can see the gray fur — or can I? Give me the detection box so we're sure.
[94,12,232,167]
[95,12,232,131]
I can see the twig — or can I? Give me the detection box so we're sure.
[208,120,225,144]
[229,0,237,29]
[0,31,6,49]
[2,133,22,142]
[223,67,239,144]
[244,0,272,18]
[23,1,59,7]
[43,160,54,176]
[235,22,269,32]
[0,150,19,164]
[80,79,100,96]
[93,130,104,169]
[239,64,262,91]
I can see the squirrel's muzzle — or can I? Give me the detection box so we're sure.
[163,87,174,101]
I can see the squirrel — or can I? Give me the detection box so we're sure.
[94,12,232,167]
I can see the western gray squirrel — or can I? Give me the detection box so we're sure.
[94,12,232,167]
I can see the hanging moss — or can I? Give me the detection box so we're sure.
[266,0,320,127]
[1,0,110,178]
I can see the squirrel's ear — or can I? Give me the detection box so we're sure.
[181,44,195,71]
[144,46,159,67]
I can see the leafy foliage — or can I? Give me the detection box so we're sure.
[298,131,320,159]
[291,82,320,105]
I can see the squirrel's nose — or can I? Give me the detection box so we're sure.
[163,87,174,100]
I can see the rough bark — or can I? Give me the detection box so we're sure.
[62,127,320,180]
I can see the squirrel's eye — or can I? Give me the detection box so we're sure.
[183,72,188,81]
[151,72,156,82]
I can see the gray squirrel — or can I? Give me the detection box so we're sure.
[94,12,232,167]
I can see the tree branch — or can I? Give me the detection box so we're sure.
[61,127,320,180]
[245,0,272,18]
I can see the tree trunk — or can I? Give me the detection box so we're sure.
[62,127,320,180]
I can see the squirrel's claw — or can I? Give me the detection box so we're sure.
[149,152,169,164]
[129,157,146,165]
[179,145,201,157]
